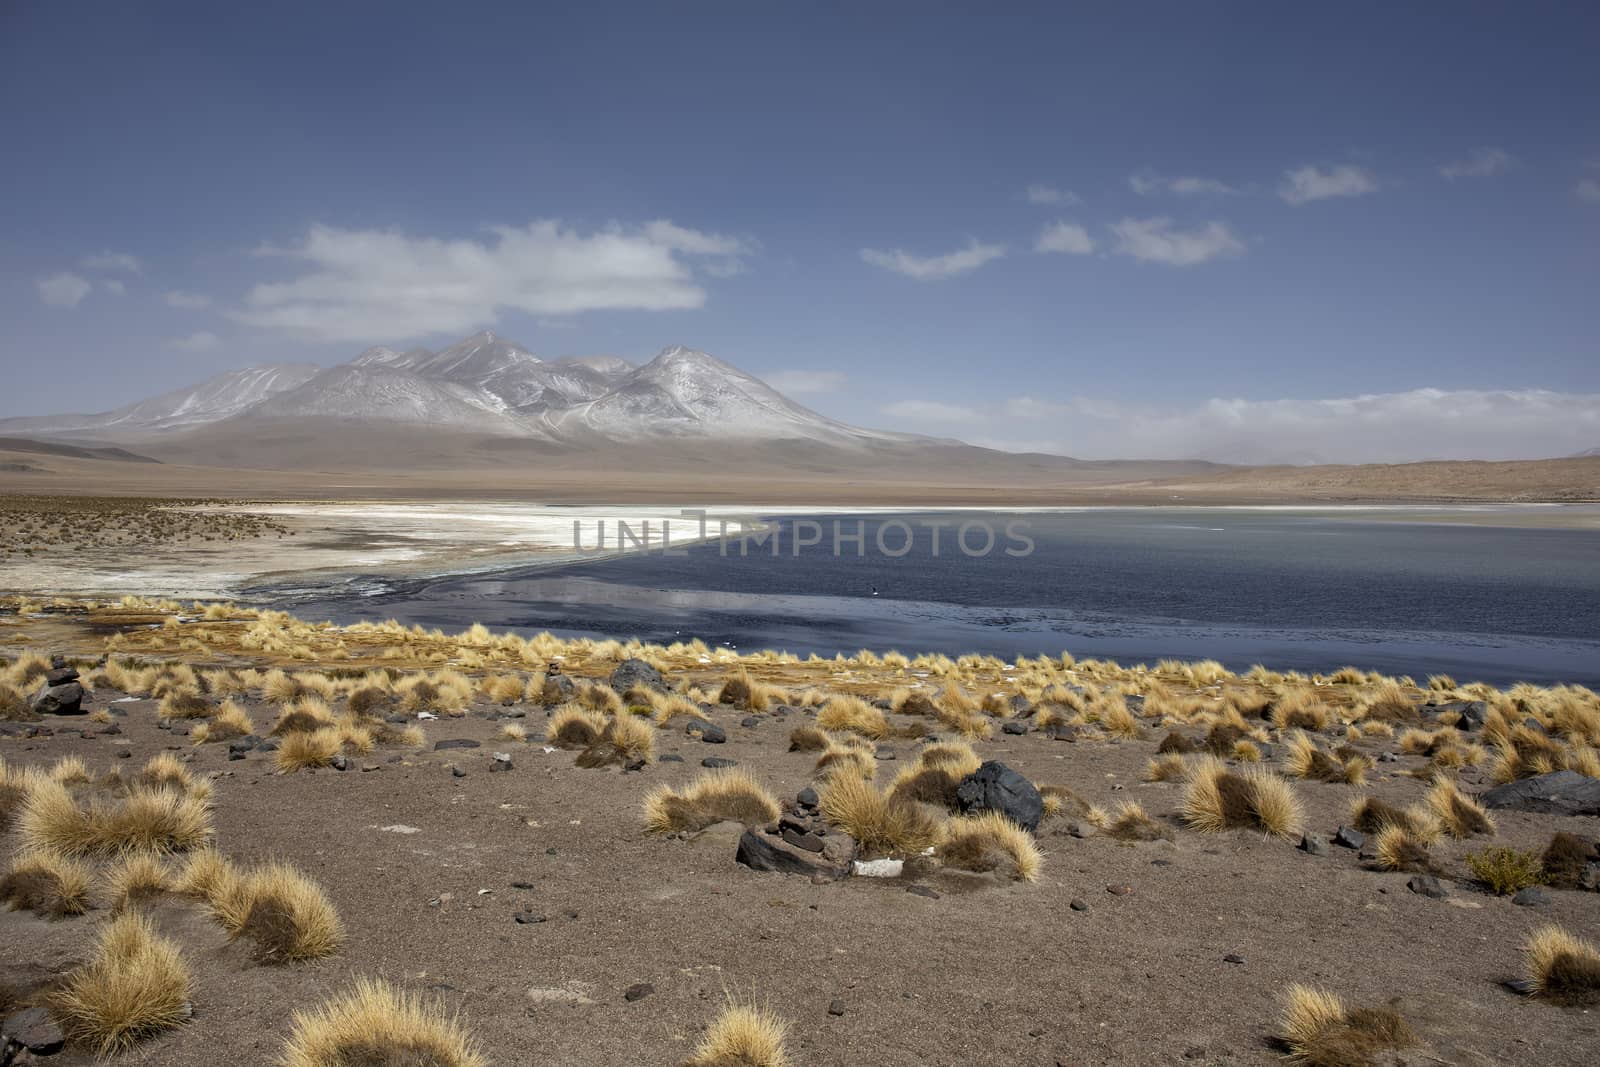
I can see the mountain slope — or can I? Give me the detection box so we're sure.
[0,363,320,435]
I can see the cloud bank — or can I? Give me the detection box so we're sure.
[233,220,749,343]
[860,239,1006,280]
[1279,164,1378,204]
[879,387,1600,464]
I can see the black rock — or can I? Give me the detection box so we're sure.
[702,757,738,769]
[1481,771,1600,817]
[658,753,684,763]
[31,680,84,715]
[609,658,666,693]
[955,760,1043,832]
[1001,721,1029,736]
[1297,833,1327,856]
[906,884,940,899]
[1333,826,1365,850]
[45,666,79,686]
[781,828,826,853]
[623,982,655,1002]
[686,720,726,744]
[796,787,820,810]
[735,828,852,880]
[1222,953,1246,965]
[451,766,467,778]
[434,738,481,751]
[1045,724,1081,742]
[1069,898,1089,911]
[740,716,761,728]
[513,911,546,924]
[257,738,279,752]
[2,1005,64,1055]
[1407,875,1449,899]
[1511,886,1552,907]
[828,1000,846,1017]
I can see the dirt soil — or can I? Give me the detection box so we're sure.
[4,682,1598,1065]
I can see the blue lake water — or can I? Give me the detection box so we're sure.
[274,508,1600,688]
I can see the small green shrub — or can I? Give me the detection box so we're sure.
[1467,847,1549,896]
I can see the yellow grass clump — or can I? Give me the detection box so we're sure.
[818,773,943,858]
[816,695,888,739]
[1,848,94,919]
[20,779,213,856]
[643,769,781,834]
[1424,778,1495,838]
[576,715,656,768]
[1373,824,1436,873]
[1522,925,1600,1007]
[685,999,790,1067]
[937,811,1041,880]
[210,861,345,963]
[102,852,174,913]
[1284,732,1370,785]
[1180,758,1301,838]
[190,700,254,744]
[280,978,487,1067]
[547,706,609,749]
[52,911,194,1055]
[1277,984,1414,1064]
[275,727,342,772]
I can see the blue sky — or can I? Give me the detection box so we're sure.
[2,2,1597,462]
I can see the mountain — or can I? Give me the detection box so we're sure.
[0,363,320,436]
[1570,447,1600,458]
[0,331,911,450]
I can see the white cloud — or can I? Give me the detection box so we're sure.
[234,220,750,343]
[170,331,220,351]
[37,272,91,307]
[765,369,846,396]
[882,387,1600,464]
[82,250,143,273]
[165,290,212,309]
[1278,164,1379,205]
[103,279,126,296]
[881,399,985,423]
[1034,221,1095,255]
[1025,184,1079,206]
[860,239,1005,281]
[1440,147,1516,180]
[1577,177,1600,203]
[1108,217,1244,267]
[1129,170,1236,196]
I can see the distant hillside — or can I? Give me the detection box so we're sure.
[0,437,160,464]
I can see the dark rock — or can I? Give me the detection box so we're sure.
[740,716,761,728]
[257,738,279,752]
[451,766,467,778]
[609,659,665,693]
[796,787,819,810]
[735,828,853,879]
[623,982,654,1002]
[1407,875,1449,899]
[1045,724,1080,742]
[781,828,826,853]
[385,714,408,725]
[1333,826,1365,850]
[828,1000,846,1017]
[30,681,84,715]
[623,757,647,772]
[330,754,349,771]
[685,720,726,744]
[1511,886,1552,907]
[2,1005,64,1055]
[1377,751,1398,763]
[1222,953,1245,965]
[1009,694,1032,715]
[99,723,122,736]
[1481,771,1600,817]
[905,885,939,899]
[1298,833,1327,856]
[489,753,514,772]
[1069,898,1089,911]
[1001,721,1029,736]
[513,911,546,924]
[955,760,1043,832]
[45,666,79,686]
[658,753,684,763]
[702,757,738,769]
[434,738,481,751]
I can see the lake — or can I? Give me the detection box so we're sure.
[272,507,1600,688]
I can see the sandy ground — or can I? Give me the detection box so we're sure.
[3,682,1598,1065]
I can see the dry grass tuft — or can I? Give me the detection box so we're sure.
[937,811,1042,881]
[888,765,963,810]
[814,742,877,783]
[1348,797,1433,838]
[281,977,487,1067]
[787,724,830,752]
[1,848,94,918]
[51,911,194,1055]
[102,852,174,913]
[1523,925,1600,1007]
[914,740,981,776]
[816,695,888,739]
[643,769,781,834]
[1277,983,1415,1065]
[274,727,341,772]
[1102,801,1171,842]
[1541,832,1600,889]
[1284,732,1369,785]
[1144,754,1189,782]
[576,715,656,768]
[211,861,344,963]
[20,779,213,856]
[1466,846,1547,895]
[1373,824,1436,873]
[190,700,253,744]
[818,773,943,858]
[1180,758,1301,838]
[157,688,213,721]
[1424,779,1494,838]
[685,999,790,1067]
[546,706,608,749]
